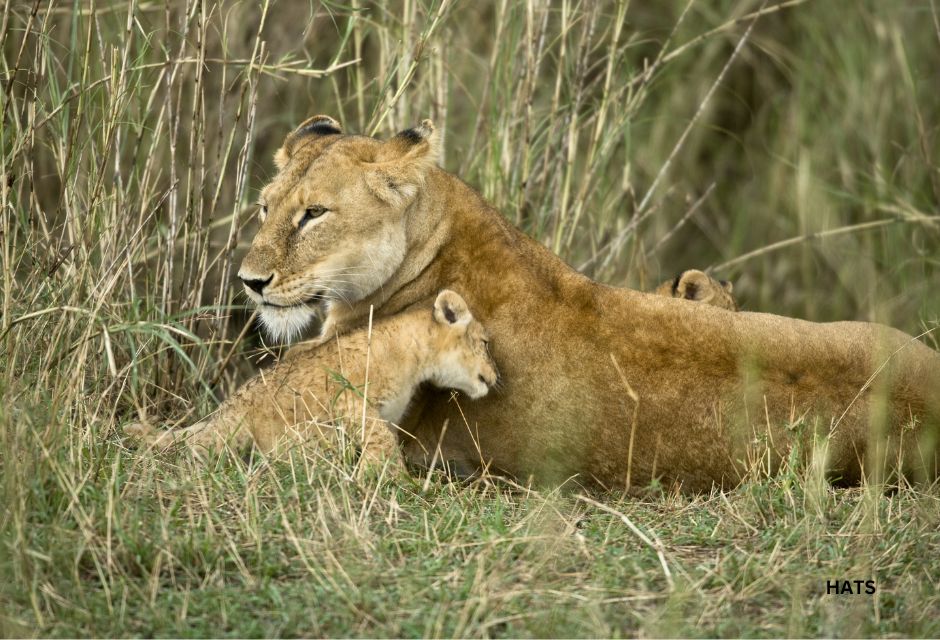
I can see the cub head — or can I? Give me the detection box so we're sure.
[428,290,498,399]
[654,269,738,310]
[239,115,440,341]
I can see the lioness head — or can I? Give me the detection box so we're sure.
[654,269,738,310]
[428,290,498,399]
[239,115,439,341]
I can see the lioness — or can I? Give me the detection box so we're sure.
[127,290,497,467]
[654,269,738,310]
[236,114,940,490]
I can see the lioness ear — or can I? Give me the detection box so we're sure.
[433,289,472,328]
[383,120,439,163]
[274,115,343,170]
[367,119,440,205]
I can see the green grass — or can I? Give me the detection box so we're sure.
[3,444,939,637]
[2,0,940,636]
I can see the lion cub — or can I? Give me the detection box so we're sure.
[654,269,738,310]
[126,290,497,470]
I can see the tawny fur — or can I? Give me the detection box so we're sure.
[654,270,739,311]
[126,291,497,469]
[233,116,940,491]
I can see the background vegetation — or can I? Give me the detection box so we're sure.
[2,0,939,636]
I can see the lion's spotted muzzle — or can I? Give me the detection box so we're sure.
[238,269,330,341]
[259,290,326,309]
[237,269,326,310]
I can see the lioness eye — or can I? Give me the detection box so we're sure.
[259,204,268,220]
[299,205,328,229]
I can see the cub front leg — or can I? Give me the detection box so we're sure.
[125,414,252,460]
[356,411,405,476]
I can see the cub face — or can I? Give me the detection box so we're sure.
[429,290,498,399]
[654,269,738,310]
[239,116,439,342]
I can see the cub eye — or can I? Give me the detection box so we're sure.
[299,205,328,229]
[259,204,268,221]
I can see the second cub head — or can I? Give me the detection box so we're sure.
[429,290,498,399]
[655,269,738,311]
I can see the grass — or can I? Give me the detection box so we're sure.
[2,0,939,636]
[3,450,940,637]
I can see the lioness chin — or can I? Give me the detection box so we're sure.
[232,115,940,491]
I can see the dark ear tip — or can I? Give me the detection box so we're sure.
[397,128,424,144]
[395,119,435,145]
[298,115,342,137]
[671,273,683,295]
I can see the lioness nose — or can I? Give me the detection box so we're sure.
[239,274,273,295]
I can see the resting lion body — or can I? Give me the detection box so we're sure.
[128,290,496,467]
[235,116,940,490]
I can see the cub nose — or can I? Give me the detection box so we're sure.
[239,273,273,295]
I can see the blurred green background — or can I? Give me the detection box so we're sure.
[6,0,938,335]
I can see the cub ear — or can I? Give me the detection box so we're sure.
[433,289,472,328]
[366,119,440,205]
[675,270,714,302]
[719,279,733,294]
[274,115,343,170]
